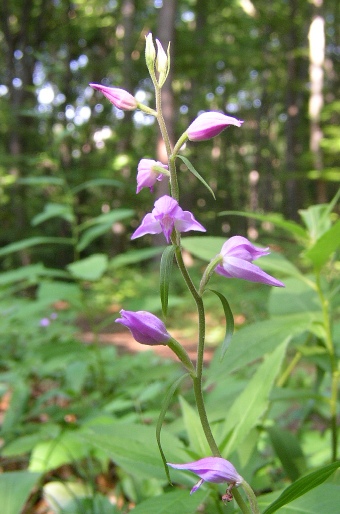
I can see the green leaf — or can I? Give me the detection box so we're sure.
[0,237,74,257]
[160,245,176,316]
[31,203,74,226]
[67,254,108,281]
[207,313,316,382]
[177,155,216,199]
[181,236,225,261]
[17,176,65,186]
[262,461,340,514]
[179,396,211,455]
[218,341,288,455]
[0,264,68,286]
[218,210,307,242]
[267,427,306,481]
[208,289,234,360]
[71,178,123,194]
[29,431,89,472]
[2,381,29,433]
[77,209,134,251]
[304,219,340,269]
[130,489,209,514]
[80,423,187,481]
[0,471,41,514]
[156,374,189,483]
[110,247,164,268]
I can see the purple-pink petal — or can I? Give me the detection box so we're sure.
[187,112,243,141]
[89,83,137,111]
[215,236,284,287]
[115,310,170,345]
[168,457,243,494]
[131,195,206,243]
[215,257,285,287]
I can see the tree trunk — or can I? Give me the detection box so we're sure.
[308,0,326,203]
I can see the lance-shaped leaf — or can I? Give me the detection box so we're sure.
[209,289,234,360]
[156,374,190,483]
[262,460,340,514]
[160,245,176,316]
[177,155,216,199]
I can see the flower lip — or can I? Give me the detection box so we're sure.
[167,457,243,494]
[115,309,170,346]
[214,235,284,287]
[131,195,206,243]
[89,83,137,111]
[187,111,243,141]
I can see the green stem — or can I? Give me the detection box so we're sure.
[233,489,251,514]
[241,480,260,514]
[315,272,338,461]
[168,338,196,377]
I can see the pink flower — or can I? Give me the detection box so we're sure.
[131,195,206,243]
[168,457,243,494]
[136,159,168,193]
[187,112,243,141]
[115,310,170,345]
[89,83,137,111]
[215,236,284,287]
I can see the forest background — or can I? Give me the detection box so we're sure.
[1,0,339,265]
[0,0,340,513]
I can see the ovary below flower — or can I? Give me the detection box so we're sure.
[136,159,168,193]
[215,236,284,287]
[131,195,206,243]
[168,457,243,494]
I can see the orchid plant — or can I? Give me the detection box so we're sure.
[90,34,285,514]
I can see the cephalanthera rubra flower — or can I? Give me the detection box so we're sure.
[115,310,170,346]
[187,111,243,141]
[136,159,168,193]
[89,83,137,111]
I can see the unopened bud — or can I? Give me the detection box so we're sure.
[156,39,170,87]
[145,33,156,72]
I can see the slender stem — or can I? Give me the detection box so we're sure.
[276,351,302,388]
[233,489,251,514]
[315,272,338,461]
[241,481,260,514]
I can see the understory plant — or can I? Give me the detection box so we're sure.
[89,34,340,513]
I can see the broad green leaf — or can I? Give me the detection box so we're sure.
[207,312,315,382]
[80,423,187,481]
[37,280,82,306]
[0,471,41,514]
[130,489,209,514]
[77,209,133,251]
[218,210,308,242]
[267,427,306,481]
[156,374,190,483]
[177,155,216,199]
[17,176,65,186]
[268,278,320,316]
[29,431,89,472]
[262,462,340,514]
[0,264,68,286]
[31,203,74,226]
[160,245,176,316]
[71,178,123,194]
[218,341,288,455]
[78,208,134,231]
[208,289,234,360]
[67,254,108,280]
[304,219,340,269]
[179,396,211,456]
[0,237,74,257]
[256,252,312,285]
[110,247,164,268]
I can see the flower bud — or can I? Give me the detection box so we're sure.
[115,310,171,346]
[89,84,137,111]
[187,111,243,141]
[136,159,168,193]
[145,33,156,72]
[155,39,170,87]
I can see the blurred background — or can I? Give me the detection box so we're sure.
[1,0,339,272]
